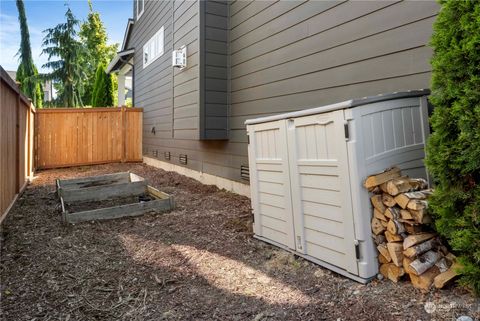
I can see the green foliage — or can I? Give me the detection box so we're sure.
[426,0,480,295]
[15,0,42,106]
[42,7,86,107]
[79,1,118,105]
[91,63,114,107]
[35,70,43,109]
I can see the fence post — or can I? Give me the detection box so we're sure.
[27,104,31,178]
[121,107,126,162]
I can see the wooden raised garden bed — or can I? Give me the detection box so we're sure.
[56,172,174,224]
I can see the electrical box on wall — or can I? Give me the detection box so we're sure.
[172,45,187,69]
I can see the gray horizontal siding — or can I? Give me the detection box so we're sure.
[173,0,200,140]
[135,0,438,183]
[132,0,174,140]
[230,1,438,116]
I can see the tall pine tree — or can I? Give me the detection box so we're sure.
[426,0,480,295]
[15,0,42,107]
[42,7,86,107]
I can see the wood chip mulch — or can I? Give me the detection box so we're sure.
[1,163,478,321]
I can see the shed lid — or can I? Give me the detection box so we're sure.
[244,89,430,125]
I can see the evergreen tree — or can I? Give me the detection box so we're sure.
[426,0,480,295]
[42,7,86,107]
[91,63,114,107]
[15,0,42,107]
[79,0,118,105]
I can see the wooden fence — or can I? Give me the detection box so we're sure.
[0,67,35,222]
[35,107,143,169]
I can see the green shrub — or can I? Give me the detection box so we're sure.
[426,0,480,295]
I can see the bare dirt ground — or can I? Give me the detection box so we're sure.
[1,163,478,321]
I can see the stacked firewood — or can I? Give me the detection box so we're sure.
[364,167,459,291]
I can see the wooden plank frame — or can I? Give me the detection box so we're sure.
[58,172,133,190]
[56,172,174,224]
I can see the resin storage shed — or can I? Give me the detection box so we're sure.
[245,90,430,282]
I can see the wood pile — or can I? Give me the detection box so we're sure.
[364,167,460,291]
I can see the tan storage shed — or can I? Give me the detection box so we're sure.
[245,90,430,282]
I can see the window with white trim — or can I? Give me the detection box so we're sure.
[136,0,144,19]
[143,26,164,69]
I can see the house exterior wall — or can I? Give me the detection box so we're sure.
[130,0,439,184]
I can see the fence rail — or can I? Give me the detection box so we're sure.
[0,67,35,222]
[35,107,143,169]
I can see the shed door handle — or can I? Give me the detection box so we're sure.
[317,120,333,126]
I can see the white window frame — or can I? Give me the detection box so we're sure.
[143,26,164,69]
[136,0,144,20]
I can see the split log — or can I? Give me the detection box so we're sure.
[409,266,440,291]
[364,167,401,189]
[380,263,405,283]
[385,230,403,242]
[373,234,386,246]
[403,257,415,275]
[374,208,387,221]
[404,223,423,235]
[407,199,428,211]
[378,253,390,264]
[370,195,386,213]
[395,190,431,209]
[384,178,413,196]
[408,178,428,191]
[377,243,392,262]
[387,219,406,235]
[384,207,401,220]
[398,218,417,225]
[403,238,438,258]
[409,250,441,276]
[403,233,436,250]
[410,209,431,224]
[380,220,388,228]
[371,217,385,235]
[435,257,451,273]
[394,194,411,209]
[400,209,413,220]
[387,242,404,267]
[434,263,460,289]
[398,218,422,234]
[382,194,397,207]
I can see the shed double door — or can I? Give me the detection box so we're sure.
[248,110,358,275]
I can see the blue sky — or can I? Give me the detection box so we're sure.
[0,0,132,73]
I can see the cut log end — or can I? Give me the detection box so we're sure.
[364,167,402,189]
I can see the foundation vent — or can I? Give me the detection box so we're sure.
[240,165,250,181]
[179,154,187,165]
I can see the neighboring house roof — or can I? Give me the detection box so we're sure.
[6,70,55,101]
[6,70,17,82]
[106,48,135,74]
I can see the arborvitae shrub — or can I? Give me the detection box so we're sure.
[426,0,480,295]
[105,73,114,107]
[91,63,107,107]
[91,63,115,107]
